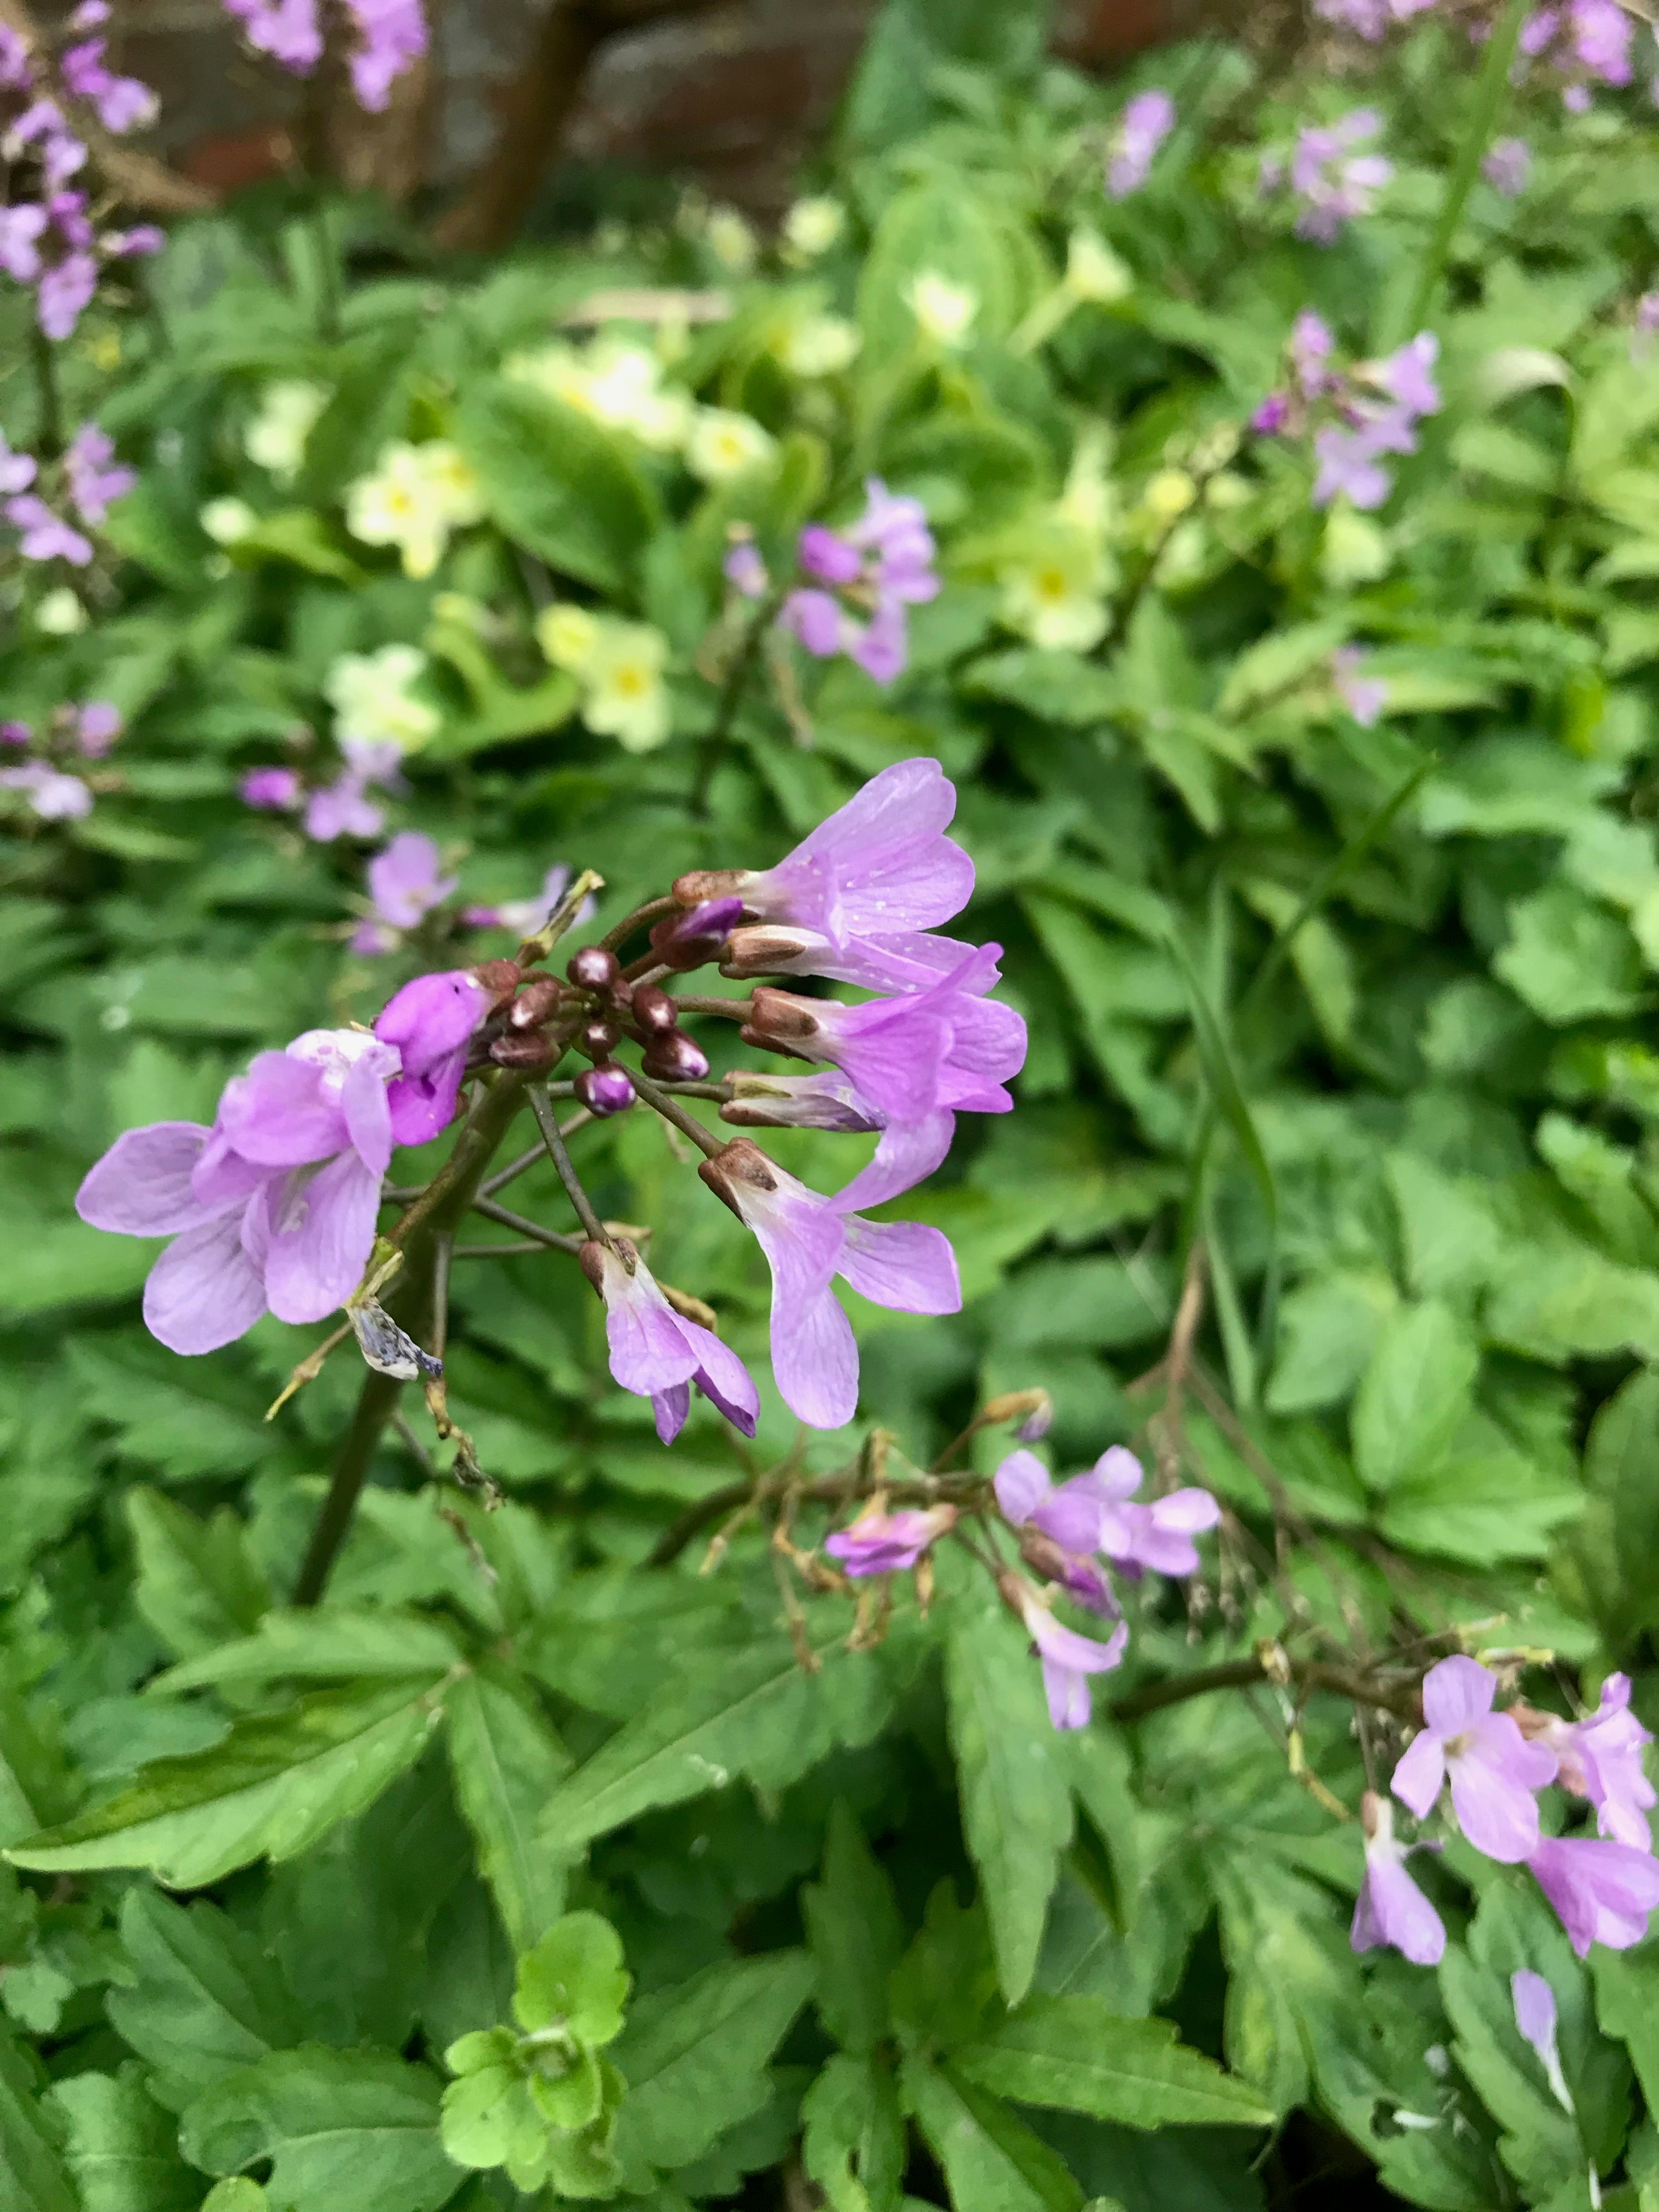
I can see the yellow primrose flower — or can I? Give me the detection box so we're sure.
[686,408,777,483]
[582,622,673,752]
[346,441,481,580]
[537,603,601,675]
[200,497,258,546]
[904,270,979,348]
[706,207,759,275]
[1063,231,1131,305]
[998,527,1114,653]
[324,644,440,751]
[246,380,329,481]
[782,196,846,261]
[779,314,861,378]
[35,588,87,635]
[1142,469,1198,524]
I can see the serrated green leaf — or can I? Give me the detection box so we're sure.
[1350,1301,1478,1493]
[514,1913,629,2046]
[901,2055,1082,2212]
[8,1677,449,1887]
[0,2023,76,2212]
[106,1890,301,2113]
[952,1995,1273,2130]
[150,1610,466,1696]
[127,1488,269,1663]
[446,1666,570,1953]
[803,1803,907,2056]
[47,2064,198,2212]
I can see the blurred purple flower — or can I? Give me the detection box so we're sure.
[343,0,429,111]
[37,250,97,339]
[6,494,93,564]
[75,700,122,757]
[351,830,455,953]
[1003,1572,1128,1730]
[241,765,303,811]
[1511,1970,1574,2109]
[1285,110,1393,242]
[0,204,47,282]
[1483,137,1532,195]
[0,431,37,496]
[826,1500,957,1574]
[1528,1674,1655,1849]
[1351,1790,1445,1965]
[221,0,324,72]
[1529,1835,1659,1957]
[1108,88,1175,198]
[724,539,768,598]
[65,424,134,524]
[1333,645,1387,725]
[0,760,92,820]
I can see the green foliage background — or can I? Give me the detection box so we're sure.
[3,1,1659,2205]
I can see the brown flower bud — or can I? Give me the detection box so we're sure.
[472,959,523,1003]
[642,1029,710,1082]
[631,983,678,1034]
[509,975,565,1029]
[578,1017,623,1061]
[577,1239,608,1294]
[672,867,748,909]
[567,945,621,992]
[721,926,817,979]
[744,987,823,1046]
[489,1031,560,1069]
[697,1135,778,1220]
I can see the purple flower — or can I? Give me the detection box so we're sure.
[343,0,429,112]
[994,1447,1120,1611]
[1392,1655,1558,1862]
[361,831,455,934]
[582,1237,758,1445]
[1483,137,1531,195]
[1077,1444,1222,1577]
[699,1136,960,1430]
[0,761,92,820]
[105,224,166,258]
[825,1500,957,1575]
[1290,309,1337,398]
[1570,0,1632,82]
[724,540,768,598]
[708,755,975,947]
[1333,646,1387,726]
[1313,0,1392,35]
[6,494,93,565]
[0,720,29,745]
[1372,331,1441,416]
[76,1028,402,1353]
[222,0,325,72]
[1002,1572,1128,1730]
[781,588,845,658]
[241,765,302,810]
[1311,424,1395,510]
[65,424,135,524]
[1526,1675,1655,1849]
[0,204,47,282]
[1528,1836,1659,1957]
[61,37,157,133]
[373,968,490,1147]
[75,700,122,757]
[48,193,94,252]
[777,481,939,686]
[37,250,98,340]
[303,740,404,844]
[1107,88,1175,198]
[1511,1970,1574,2109]
[1284,111,1393,243]
[1251,391,1291,436]
[0,431,37,496]
[799,524,863,585]
[0,22,32,87]
[1351,1790,1446,1966]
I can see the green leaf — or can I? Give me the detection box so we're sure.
[454,380,658,595]
[179,2047,458,2212]
[106,1889,301,2113]
[900,2056,1082,2212]
[856,179,1037,359]
[47,2065,198,2212]
[952,1995,1274,2130]
[538,1627,894,1857]
[1493,884,1644,1024]
[1350,1301,1478,1493]
[68,1340,273,1481]
[446,1666,570,1953]
[151,1610,466,1696]
[1266,1270,1397,1415]
[514,1914,630,2046]
[803,1803,907,2056]
[802,2053,907,2212]
[1377,1416,1582,1563]
[0,2024,76,2212]
[609,1953,815,2182]
[8,1677,449,1887]
[126,1488,269,1663]
[1484,1246,1659,1364]
[944,1603,1074,2008]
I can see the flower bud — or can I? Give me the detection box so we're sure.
[579,1017,623,1060]
[740,986,822,1059]
[980,1387,1053,1441]
[576,1064,636,1116]
[672,867,748,908]
[698,1135,778,1219]
[509,975,565,1029]
[567,945,621,992]
[1016,1526,1076,1585]
[642,1028,710,1082]
[631,982,678,1033]
[721,1070,883,1133]
[472,958,524,1003]
[650,897,746,973]
[489,1031,560,1069]
[720,924,822,979]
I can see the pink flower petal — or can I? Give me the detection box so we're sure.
[142,1208,268,1353]
[76,1121,214,1235]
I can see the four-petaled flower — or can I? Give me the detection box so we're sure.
[1392,1655,1558,1862]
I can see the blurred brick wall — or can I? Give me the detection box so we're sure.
[101,0,1199,208]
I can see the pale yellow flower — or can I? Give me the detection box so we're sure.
[324,644,440,751]
[782,197,846,261]
[706,207,759,275]
[346,441,480,579]
[904,270,979,348]
[583,622,672,752]
[34,588,87,635]
[998,526,1114,653]
[246,380,329,481]
[1142,469,1198,524]
[1063,232,1131,305]
[686,408,777,483]
[537,603,600,675]
[200,496,258,546]
[779,314,861,378]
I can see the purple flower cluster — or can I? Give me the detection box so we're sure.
[3,421,134,565]
[727,479,941,685]
[241,735,405,842]
[0,9,163,341]
[1107,89,1175,199]
[1312,0,1435,38]
[1253,312,1441,510]
[0,697,120,821]
[221,0,428,113]
[1355,1656,1659,1966]
[1260,110,1393,243]
[1520,1,1633,110]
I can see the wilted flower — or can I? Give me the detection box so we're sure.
[825,1500,957,1575]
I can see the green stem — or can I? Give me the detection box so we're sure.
[30,327,62,460]
[1398,0,1528,342]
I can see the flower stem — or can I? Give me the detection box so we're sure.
[292,1369,404,1606]
[600,895,676,954]
[528,1084,610,1243]
[631,1070,726,1158]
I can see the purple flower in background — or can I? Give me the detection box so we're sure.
[1372,331,1440,416]
[464,862,593,938]
[1526,1675,1656,1849]
[1312,423,1396,510]
[1511,1970,1575,2110]
[1107,88,1175,198]
[825,1500,957,1575]
[1351,1791,1446,1966]
[48,193,94,253]
[724,539,768,598]
[105,223,166,259]
[0,431,37,495]
[75,1028,403,1352]
[1333,645,1387,725]
[0,204,47,282]
[5,494,93,565]
[994,1447,1121,1611]
[304,736,404,843]
[0,760,92,820]
[74,700,121,757]
[1003,1572,1128,1730]
[65,424,134,524]
[1079,1444,1222,1577]
[351,831,455,953]
[241,765,302,811]
[1529,1836,1659,1956]
[1314,0,1391,33]
[373,968,490,1147]
[221,0,324,72]
[1250,391,1291,435]
[343,0,429,111]
[60,35,157,133]
[1483,138,1532,195]
[699,1136,960,1430]
[37,249,97,339]
[1392,1655,1558,1861]
[1284,110,1393,242]
[1290,309,1337,397]
[778,479,938,685]
[0,23,31,87]
[583,1238,758,1445]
